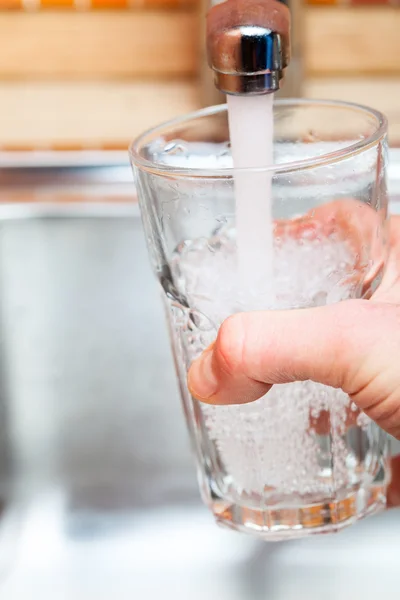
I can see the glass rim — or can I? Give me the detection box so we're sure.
[129,98,388,178]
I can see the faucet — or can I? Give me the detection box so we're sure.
[199,0,302,105]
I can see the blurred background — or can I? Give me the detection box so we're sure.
[0,0,398,147]
[0,1,399,599]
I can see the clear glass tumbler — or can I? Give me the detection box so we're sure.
[130,100,390,540]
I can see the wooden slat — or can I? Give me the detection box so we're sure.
[0,0,23,7]
[305,77,400,142]
[39,0,75,7]
[0,191,135,203]
[305,8,400,75]
[0,0,195,9]
[0,11,197,79]
[0,81,200,146]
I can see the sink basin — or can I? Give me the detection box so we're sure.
[0,151,398,599]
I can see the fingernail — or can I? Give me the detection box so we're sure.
[188,349,219,400]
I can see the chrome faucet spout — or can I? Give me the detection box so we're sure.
[206,0,291,95]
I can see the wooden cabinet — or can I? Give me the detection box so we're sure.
[0,4,399,147]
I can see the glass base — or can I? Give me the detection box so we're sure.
[211,485,387,541]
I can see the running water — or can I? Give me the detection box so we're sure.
[227,93,275,291]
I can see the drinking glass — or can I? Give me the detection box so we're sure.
[130,99,390,540]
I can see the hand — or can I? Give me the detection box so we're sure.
[187,201,400,505]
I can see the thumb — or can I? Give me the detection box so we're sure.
[187,300,400,438]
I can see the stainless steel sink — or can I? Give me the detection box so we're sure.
[0,150,399,599]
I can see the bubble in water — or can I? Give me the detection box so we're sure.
[163,141,189,156]
[167,228,374,499]
[217,141,231,158]
[189,309,216,332]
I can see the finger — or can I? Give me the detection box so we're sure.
[188,299,400,438]
[309,406,359,436]
[274,198,380,249]
[275,198,386,298]
[387,455,400,508]
[374,215,400,301]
